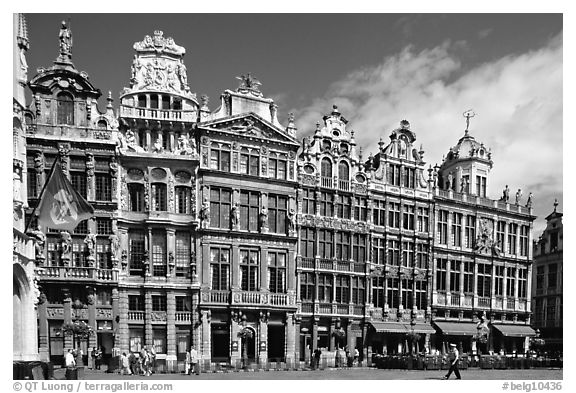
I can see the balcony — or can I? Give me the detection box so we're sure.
[318,258,332,270]
[127,311,145,321]
[29,124,115,142]
[36,266,118,282]
[175,312,191,323]
[477,297,491,308]
[320,176,333,188]
[301,303,314,313]
[318,303,332,314]
[300,257,314,269]
[298,302,364,316]
[338,179,350,192]
[119,105,197,122]
[450,294,461,306]
[202,290,294,308]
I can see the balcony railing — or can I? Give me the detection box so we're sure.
[338,179,350,191]
[506,299,516,310]
[36,266,118,282]
[450,294,461,306]
[318,303,332,314]
[300,257,315,269]
[336,304,349,314]
[318,258,332,270]
[353,263,365,273]
[175,312,191,323]
[210,291,229,304]
[270,294,289,306]
[336,260,350,271]
[119,105,197,122]
[301,303,314,313]
[477,297,491,308]
[127,311,145,321]
[320,177,333,188]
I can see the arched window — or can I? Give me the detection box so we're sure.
[137,95,147,108]
[338,161,349,181]
[321,158,332,178]
[97,120,107,129]
[57,92,74,125]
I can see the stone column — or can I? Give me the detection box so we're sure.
[191,291,200,348]
[63,289,73,350]
[117,289,129,354]
[311,317,319,351]
[111,288,121,355]
[260,247,268,291]
[286,313,296,365]
[329,318,336,351]
[86,153,95,201]
[200,310,211,361]
[86,286,97,361]
[144,292,153,346]
[38,292,50,361]
[231,244,239,289]
[230,314,241,366]
[258,314,268,365]
[166,290,176,371]
[166,229,175,278]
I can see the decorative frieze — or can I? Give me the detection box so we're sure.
[297,214,369,233]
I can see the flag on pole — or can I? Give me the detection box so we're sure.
[36,163,94,231]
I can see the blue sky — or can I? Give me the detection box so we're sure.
[22,12,563,234]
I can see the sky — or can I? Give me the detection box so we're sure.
[22,13,563,234]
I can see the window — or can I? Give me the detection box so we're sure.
[387,278,399,309]
[335,195,352,219]
[402,241,414,267]
[465,216,476,248]
[268,252,286,293]
[175,186,191,214]
[438,210,449,244]
[318,229,333,259]
[506,267,516,297]
[372,277,385,308]
[128,184,145,212]
[388,202,401,228]
[550,231,559,251]
[96,218,112,235]
[335,276,350,303]
[72,242,86,267]
[300,273,315,301]
[240,250,259,291]
[150,94,159,109]
[47,240,60,266]
[152,295,167,311]
[477,264,492,297]
[518,268,527,298]
[57,92,74,125]
[151,231,166,276]
[354,197,368,221]
[268,194,288,234]
[320,158,333,180]
[415,280,427,309]
[240,147,259,176]
[387,239,400,266]
[240,190,259,231]
[210,247,230,290]
[95,173,112,201]
[153,328,166,354]
[210,187,232,229]
[508,223,518,254]
[497,221,506,250]
[96,240,111,269]
[335,231,350,261]
[162,96,170,110]
[175,232,190,277]
[372,237,385,265]
[401,279,412,309]
[449,260,460,292]
[452,213,463,247]
[27,169,38,198]
[317,274,333,303]
[176,296,191,312]
[129,329,144,353]
[319,192,333,217]
[548,264,558,288]
[138,95,146,108]
[302,188,315,215]
[436,259,447,291]
[417,207,430,232]
[402,205,415,230]
[464,262,474,293]
[519,226,529,256]
[138,130,146,149]
[210,143,231,172]
[403,167,415,188]
[351,277,365,305]
[129,230,145,275]
[352,234,366,262]
[373,200,386,226]
[151,183,167,211]
[300,227,315,258]
[416,243,429,269]
[269,154,287,180]
[495,266,505,296]
[476,176,486,197]
[536,266,545,289]
[546,299,556,322]
[74,220,89,235]
[70,172,87,199]
[388,164,401,186]
[128,295,145,311]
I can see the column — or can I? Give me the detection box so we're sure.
[191,291,200,348]
[525,264,533,323]
[311,317,319,351]
[63,289,73,350]
[459,259,465,304]
[145,128,152,151]
[166,290,176,371]
[287,248,296,292]
[473,263,479,307]
[200,310,211,361]
[117,289,129,354]
[87,286,97,365]
[111,288,120,356]
[258,316,268,365]
[166,229,175,278]
[329,318,336,351]
[231,244,239,289]
[286,313,296,365]
[144,292,153,346]
[38,293,50,361]
[260,247,268,291]
[202,243,210,289]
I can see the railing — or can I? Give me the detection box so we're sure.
[66,267,92,278]
[320,177,333,188]
[127,311,145,321]
[36,266,118,282]
[300,257,315,269]
[477,297,491,308]
[336,304,349,314]
[452,192,464,201]
[353,263,365,273]
[270,294,289,306]
[353,305,364,316]
[210,291,229,304]
[497,201,508,209]
[318,258,332,270]
[338,179,350,191]
[238,291,261,304]
[301,303,314,313]
[506,299,516,310]
[336,260,350,271]
[438,190,450,198]
[318,303,332,314]
[175,312,191,322]
[120,105,197,122]
[478,197,494,207]
[96,269,117,281]
[30,124,114,140]
[450,294,461,306]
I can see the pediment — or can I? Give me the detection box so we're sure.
[29,67,101,97]
[198,113,299,146]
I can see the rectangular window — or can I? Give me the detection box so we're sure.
[546,300,556,322]
[449,260,460,292]
[300,273,315,301]
[402,241,414,267]
[319,192,333,217]
[210,187,232,229]
[387,278,399,309]
[300,227,315,258]
[506,267,516,297]
[95,173,112,201]
[128,295,145,311]
[152,295,167,311]
[129,328,144,354]
[352,234,366,262]
[465,215,476,248]
[401,279,412,309]
[318,229,333,259]
[373,200,386,226]
[335,195,352,219]
[269,155,287,180]
[129,230,145,275]
[152,231,166,276]
[495,265,505,296]
[175,186,191,214]
[27,169,38,198]
[417,207,430,232]
[302,188,315,215]
[74,220,89,235]
[436,258,447,291]
[210,144,231,172]
[438,210,449,245]
[240,149,259,176]
[548,264,557,288]
[128,183,145,212]
[175,232,190,277]
[415,280,427,310]
[372,277,385,308]
[536,266,544,289]
[354,197,368,221]
[477,263,492,297]
[497,221,506,251]
[240,249,259,291]
[268,251,286,293]
[452,213,463,247]
[175,296,191,312]
[152,328,167,354]
[72,242,86,267]
[71,172,87,199]
[519,225,529,256]
[240,190,259,231]
[210,247,230,290]
[47,240,60,266]
[402,205,415,230]
[518,268,527,298]
[403,167,415,188]
[388,202,401,228]
[96,241,111,269]
[317,274,333,303]
[464,262,474,293]
[151,183,167,211]
[268,194,288,234]
[508,223,518,254]
[96,218,112,235]
[335,231,350,261]
[372,237,385,265]
[388,164,401,186]
[416,243,429,269]
[335,276,350,304]
[387,239,400,266]
[476,176,486,197]
[351,277,365,305]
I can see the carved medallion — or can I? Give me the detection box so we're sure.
[150,167,167,180]
[174,170,191,183]
[127,168,144,181]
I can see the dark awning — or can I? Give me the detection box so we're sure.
[408,323,436,334]
[433,321,479,336]
[492,324,536,337]
[369,322,407,333]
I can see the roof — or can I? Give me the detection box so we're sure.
[369,322,407,333]
[410,323,436,334]
[492,324,536,337]
[433,321,480,336]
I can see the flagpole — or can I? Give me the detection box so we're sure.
[24,156,61,233]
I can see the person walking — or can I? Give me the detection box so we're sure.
[313,348,322,370]
[190,346,200,375]
[64,349,76,380]
[120,352,132,375]
[149,345,157,374]
[443,343,462,380]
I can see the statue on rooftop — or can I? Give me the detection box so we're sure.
[526,192,533,208]
[59,21,73,57]
[515,189,522,205]
[502,185,510,202]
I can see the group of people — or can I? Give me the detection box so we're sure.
[185,346,200,375]
[120,346,157,376]
[90,347,103,370]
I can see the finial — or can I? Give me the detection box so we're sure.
[106,91,113,108]
[553,199,558,212]
[331,105,340,115]
[463,109,476,135]
[315,121,321,134]
[400,119,410,130]
[359,146,363,162]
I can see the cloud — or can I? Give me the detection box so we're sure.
[291,33,562,233]
[478,28,494,39]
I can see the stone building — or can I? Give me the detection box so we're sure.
[431,121,536,355]
[532,201,563,353]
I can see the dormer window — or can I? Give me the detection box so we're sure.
[56,92,74,125]
[322,139,331,151]
[339,143,349,155]
[97,120,107,129]
[172,98,182,110]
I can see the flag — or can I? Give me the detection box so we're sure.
[36,162,94,231]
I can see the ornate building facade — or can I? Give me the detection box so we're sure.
[22,22,540,369]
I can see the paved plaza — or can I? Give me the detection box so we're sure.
[53,367,562,380]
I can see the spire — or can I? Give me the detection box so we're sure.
[286,112,297,138]
[17,13,29,50]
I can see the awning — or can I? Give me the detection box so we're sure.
[408,323,436,334]
[369,322,408,333]
[433,321,479,336]
[492,324,536,337]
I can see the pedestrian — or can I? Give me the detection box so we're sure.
[353,347,359,366]
[128,351,137,375]
[190,346,200,375]
[64,349,76,380]
[91,347,97,370]
[140,346,148,376]
[120,352,132,375]
[346,349,353,367]
[149,345,157,374]
[185,348,191,375]
[313,348,322,370]
[96,347,103,370]
[443,343,462,380]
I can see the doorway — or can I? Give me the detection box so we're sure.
[211,324,230,362]
[268,325,285,362]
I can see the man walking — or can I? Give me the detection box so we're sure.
[443,343,462,380]
[189,346,200,375]
[64,349,76,380]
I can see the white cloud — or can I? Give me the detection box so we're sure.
[291,34,562,233]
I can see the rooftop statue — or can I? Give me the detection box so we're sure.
[59,21,73,58]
